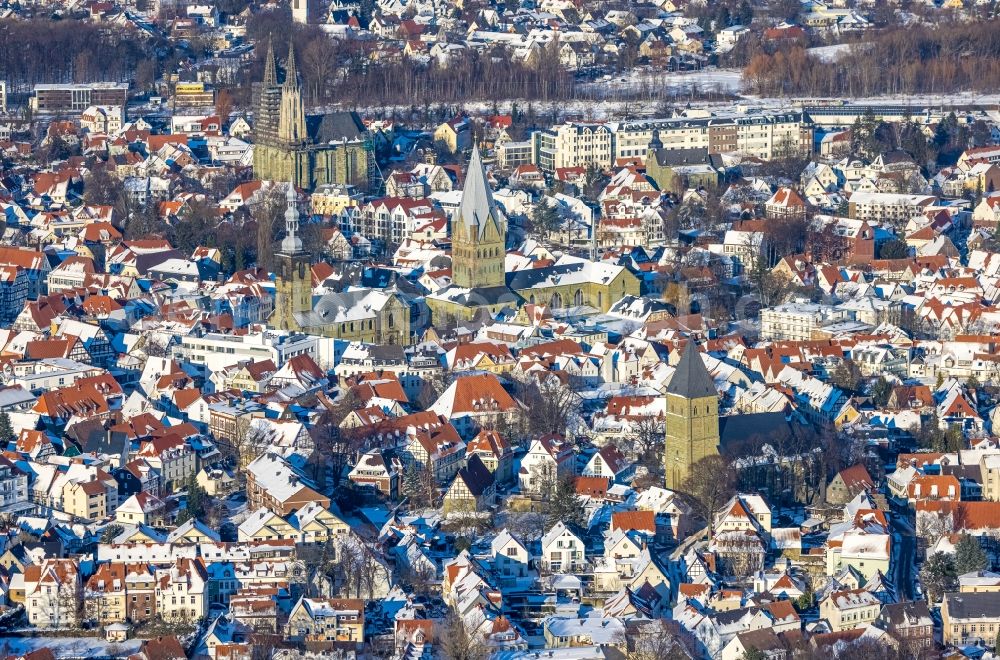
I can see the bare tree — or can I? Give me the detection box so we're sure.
[624,416,664,464]
[253,187,285,272]
[511,375,581,438]
[614,619,690,660]
[680,455,736,537]
[436,610,489,660]
[312,390,364,488]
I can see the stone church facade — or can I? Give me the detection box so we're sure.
[253,40,369,191]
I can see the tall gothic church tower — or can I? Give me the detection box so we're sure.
[663,342,721,490]
[452,146,506,290]
[271,185,312,330]
[277,43,307,146]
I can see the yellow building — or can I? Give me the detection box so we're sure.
[253,41,368,190]
[85,563,128,624]
[663,344,720,490]
[63,479,110,521]
[311,183,363,216]
[508,256,639,312]
[293,501,350,545]
[433,116,471,154]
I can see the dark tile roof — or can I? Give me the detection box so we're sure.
[665,343,716,399]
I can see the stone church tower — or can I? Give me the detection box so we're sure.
[277,43,307,147]
[252,40,369,190]
[664,342,720,490]
[452,146,506,290]
[271,185,312,331]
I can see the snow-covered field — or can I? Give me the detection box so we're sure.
[806,43,856,62]
[576,67,744,98]
[344,67,1000,123]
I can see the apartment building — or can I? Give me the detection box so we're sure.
[847,192,937,224]
[30,82,128,112]
[532,123,614,171]
[0,455,29,513]
[531,112,813,172]
[760,300,844,341]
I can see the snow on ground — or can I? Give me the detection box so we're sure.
[342,69,1000,123]
[806,43,855,62]
[3,637,143,658]
[576,67,744,98]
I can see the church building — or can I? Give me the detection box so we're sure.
[425,147,522,322]
[663,343,720,490]
[253,40,370,191]
[270,185,410,344]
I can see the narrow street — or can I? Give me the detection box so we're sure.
[890,513,917,600]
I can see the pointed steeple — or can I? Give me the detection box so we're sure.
[284,41,299,90]
[263,36,277,87]
[458,145,500,233]
[277,41,307,146]
[666,342,717,399]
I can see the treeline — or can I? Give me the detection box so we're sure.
[328,50,576,106]
[744,21,1000,96]
[0,19,163,93]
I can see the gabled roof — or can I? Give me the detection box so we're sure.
[454,454,495,497]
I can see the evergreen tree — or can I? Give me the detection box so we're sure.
[0,412,13,443]
[545,476,585,529]
[919,551,957,603]
[954,534,989,575]
[183,475,208,521]
[99,524,124,544]
[871,376,892,407]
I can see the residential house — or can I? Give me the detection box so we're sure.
[286,597,365,645]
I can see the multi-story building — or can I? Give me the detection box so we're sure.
[311,184,363,217]
[155,558,208,623]
[532,123,614,171]
[0,455,29,513]
[531,112,813,173]
[246,452,330,516]
[847,192,937,224]
[760,300,844,341]
[819,589,881,632]
[24,559,82,628]
[874,601,934,652]
[173,331,320,373]
[287,597,365,645]
[942,592,1000,646]
[30,82,128,112]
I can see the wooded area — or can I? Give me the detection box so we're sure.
[745,20,1000,96]
[0,20,163,93]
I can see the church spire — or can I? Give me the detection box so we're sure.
[263,36,277,87]
[284,40,299,90]
[666,341,717,399]
[280,184,303,254]
[459,145,501,235]
[277,41,307,146]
